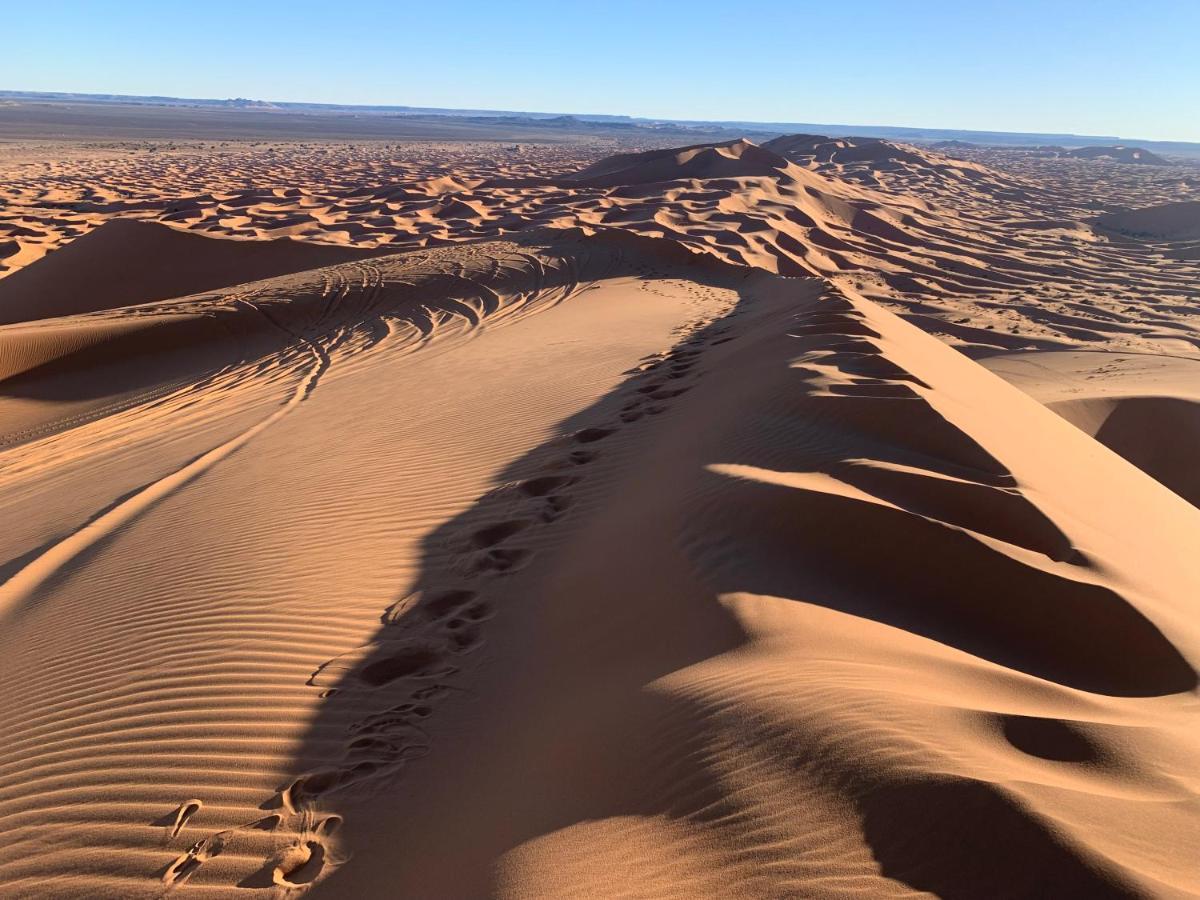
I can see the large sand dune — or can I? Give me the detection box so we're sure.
[0,134,1198,898]
[0,218,390,324]
[1094,200,1200,240]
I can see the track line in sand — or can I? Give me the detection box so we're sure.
[0,326,327,620]
[0,244,600,622]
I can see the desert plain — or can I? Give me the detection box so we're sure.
[0,106,1199,898]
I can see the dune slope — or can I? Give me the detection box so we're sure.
[985,350,1200,507]
[1094,200,1200,240]
[0,218,388,324]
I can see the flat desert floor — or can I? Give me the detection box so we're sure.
[1,131,1199,898]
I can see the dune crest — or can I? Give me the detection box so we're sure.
[985,350,1200,508]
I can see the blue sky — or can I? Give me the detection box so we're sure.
[3,0,1198,141]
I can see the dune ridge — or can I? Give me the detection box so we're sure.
[984,350,1200,508]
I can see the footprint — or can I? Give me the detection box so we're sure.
[569,450,597,465]
[280,769,345,813]
[461,600,493,622]
[574,427,615,444]
[421,588,478,621]
[446,622,484,653]
[412,683,454,701]
[359,645,446,687]
[314,815,342,837]
[351,701,435,736]
[649,387,689,401]
[471,520,530,549]
[344,735,429,762]
[163,831,228,886]
[246,813,283,831]
[381,592,422,625]
[519,474,576,497]
[539,495,572,522]
[157,799,202,839]
[473,547,530,574]
[271,839,327,887]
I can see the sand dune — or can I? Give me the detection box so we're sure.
[1065,146,1169,165]
[985,350,1200,507]
[0,218,389,324]
[564,138,791,186]
[0,132,1198,898]
[1094,200,1200,240]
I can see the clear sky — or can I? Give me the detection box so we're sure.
[3,0,1198,141]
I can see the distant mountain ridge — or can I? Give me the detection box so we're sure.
[3,89,1199,157]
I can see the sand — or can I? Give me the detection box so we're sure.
[0,131,1198,899]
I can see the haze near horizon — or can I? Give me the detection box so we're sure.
[2,0,1199,141]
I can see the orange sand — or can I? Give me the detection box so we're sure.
[0,136,1198,898]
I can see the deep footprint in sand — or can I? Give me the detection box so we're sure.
[420,588,479,621]
[473,546,531,574]
[162,831,228,885]
[519,474,577,497]
[470,519,530,549]
[271,839,328,887]
[359,645,448,687]
[160,798,202,839]
[574,426,615,443]
[538,494,573,522]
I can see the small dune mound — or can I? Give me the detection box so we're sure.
[1065,146,1169,165]
[0,218,387,325]
[564,139,790,187]
[764,133,999,186]
[1093,200,1200,240]
[756,133,830,155]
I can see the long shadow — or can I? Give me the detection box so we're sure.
[279,247,761,895]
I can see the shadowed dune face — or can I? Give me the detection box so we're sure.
[858,777,1137,899]
[0,133,1199,899]
[1094,200,1200,239]
[983,350,1200,508]
[0,218,392,324]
